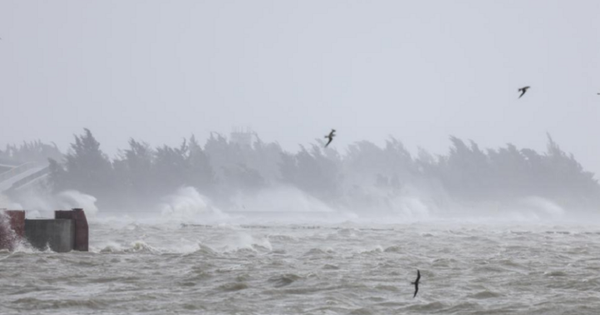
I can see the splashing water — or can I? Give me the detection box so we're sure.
[0,211,17,251]
[518,196,565,219]
[230,186,337,213]
[57,190,99,217]
[160,187,229,223]
[0,190,99,219]
[3,218,600,314]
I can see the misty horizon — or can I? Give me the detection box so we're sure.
[3,127,589,164]
[2,1,600,176]
[2,2,600,314]
[2,128,598,223]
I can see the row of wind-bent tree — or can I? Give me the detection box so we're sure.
[43,129,600,212]
[0,140,62,165]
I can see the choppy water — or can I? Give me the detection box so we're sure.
[2,214,600,315]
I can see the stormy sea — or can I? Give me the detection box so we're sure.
[2,204,600,315]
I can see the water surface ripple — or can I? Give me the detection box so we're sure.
[2,221,600,314]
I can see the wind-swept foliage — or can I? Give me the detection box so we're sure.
[45,129,600,212]
[280,144,342,200]
[0,140,62,164]
[48,129,114,207]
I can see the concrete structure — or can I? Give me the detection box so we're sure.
[230,127,256,148]
[0,209,88,252]
[55,208,88,251]
[25,219,74,252]
[0,163,49,193]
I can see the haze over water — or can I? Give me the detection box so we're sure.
[2,191,600,315]
[2,1,600,314]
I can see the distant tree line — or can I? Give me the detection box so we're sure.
[0,141,62,165]
[17,129,600,211]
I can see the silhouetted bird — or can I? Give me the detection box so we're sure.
[411,269,421,298]
[324,129,336,147]
[518,86,530,99]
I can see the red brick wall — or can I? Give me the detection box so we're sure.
[55,209,88,251]
[0,210,25,250]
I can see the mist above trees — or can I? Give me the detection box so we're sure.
[0,140,62,165]
[10,129,599,212]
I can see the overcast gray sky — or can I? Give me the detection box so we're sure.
[1,1,599,173]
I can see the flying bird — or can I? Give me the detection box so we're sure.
[411,269,421,298]
[324,129,336,147]
[518,86,530,99]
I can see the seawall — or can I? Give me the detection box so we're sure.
[0,208,88,252]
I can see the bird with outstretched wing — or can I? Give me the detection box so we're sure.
[411,269,421,298]
[324,129,336,147]
[518,86,530,99]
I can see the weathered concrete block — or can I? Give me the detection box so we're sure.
[55,208,88,251]
[24,219,74,252]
